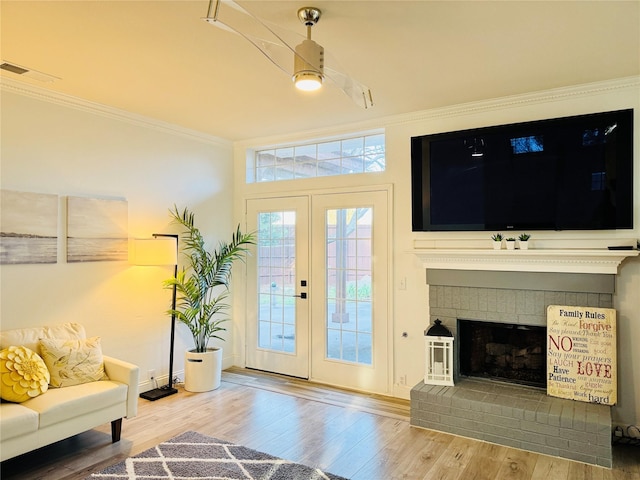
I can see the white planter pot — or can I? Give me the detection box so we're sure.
[505,241,516,250]
[519,241,529,250]
[492,241,502,250]
[184,347,222,392]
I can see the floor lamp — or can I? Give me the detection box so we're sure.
[133,234,179,401]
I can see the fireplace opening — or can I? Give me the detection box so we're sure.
[458,319,546,388]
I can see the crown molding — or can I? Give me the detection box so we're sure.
[386,76,640,127]
[0,77,232,149]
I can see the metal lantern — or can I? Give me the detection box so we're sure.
[424,319,454,386]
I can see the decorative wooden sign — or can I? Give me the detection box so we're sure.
[547,305,616,405]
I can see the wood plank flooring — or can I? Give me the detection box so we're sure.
[1,367,638,480]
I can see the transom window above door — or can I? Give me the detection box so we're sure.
[247,133,385,183]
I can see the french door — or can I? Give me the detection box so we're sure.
[245,197,310,378]
[245,190,389,393]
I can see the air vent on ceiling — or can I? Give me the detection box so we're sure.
[0,61,59,82]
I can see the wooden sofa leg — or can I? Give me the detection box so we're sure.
[111,418,122,443]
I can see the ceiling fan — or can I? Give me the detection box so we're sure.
[202,0,374,109]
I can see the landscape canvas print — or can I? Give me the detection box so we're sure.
[0,190,58,264]
[67,196,128,262]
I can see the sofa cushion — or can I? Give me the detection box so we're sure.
[22,380,127,428]
[0,403,39,441]
[0,323,85,352]
[0,346,50,403]
[39,337,108,388]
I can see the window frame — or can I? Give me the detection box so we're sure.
[247,132,386,184]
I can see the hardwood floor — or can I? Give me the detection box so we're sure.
[2,367,639,480]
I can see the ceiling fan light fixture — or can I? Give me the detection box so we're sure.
[293,38,324,92]
[292,9,324,93]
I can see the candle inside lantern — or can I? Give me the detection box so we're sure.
[434,361,444,376]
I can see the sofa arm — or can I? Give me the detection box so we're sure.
[103,355,139,418]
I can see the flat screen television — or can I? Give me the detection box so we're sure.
[411,109,634,232]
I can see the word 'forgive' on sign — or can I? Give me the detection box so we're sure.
[547,305,616,405]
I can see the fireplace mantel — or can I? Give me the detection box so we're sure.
[414,248,638,274]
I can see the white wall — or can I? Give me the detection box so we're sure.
[0,84,235,391]
[234,77,640,428]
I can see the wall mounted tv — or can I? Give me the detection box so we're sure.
[411,109,634,232]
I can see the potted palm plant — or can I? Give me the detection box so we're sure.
[164,206,255,392]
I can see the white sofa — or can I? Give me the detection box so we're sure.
[0,323,139,462]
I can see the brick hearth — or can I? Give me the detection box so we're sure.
[411,379,612,467]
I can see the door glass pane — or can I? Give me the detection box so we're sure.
[257,211,296,353]
[325,207,372,365]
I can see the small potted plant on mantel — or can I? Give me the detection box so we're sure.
[164,206,255,392]
[518,233,531,250]
[505,237,517,250]
[491,233,503,250]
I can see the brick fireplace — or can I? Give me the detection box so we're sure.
[408,245,638,468]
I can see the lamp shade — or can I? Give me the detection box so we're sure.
[133,238,177,266]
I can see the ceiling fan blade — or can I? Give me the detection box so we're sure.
[203,0,296,77]
[203,0,373,109]
[324,64,374,110]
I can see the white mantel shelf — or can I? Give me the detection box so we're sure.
[414,248,638,275]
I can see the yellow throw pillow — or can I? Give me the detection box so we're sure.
[0,346,50,403]
[39,337,108,388]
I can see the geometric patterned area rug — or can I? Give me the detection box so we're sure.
[87,431,349,480]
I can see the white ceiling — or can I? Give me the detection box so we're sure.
[2,1,639,142]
